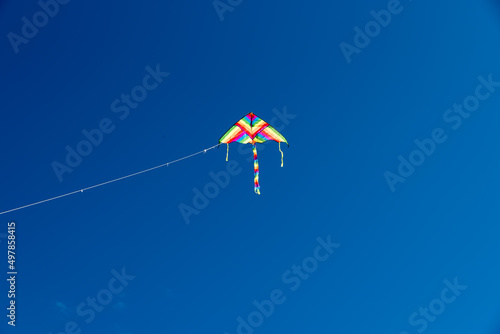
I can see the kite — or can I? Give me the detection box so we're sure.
[1,113,288,215]
[219,112,288,195]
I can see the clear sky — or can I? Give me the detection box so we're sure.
[1,0,500,333]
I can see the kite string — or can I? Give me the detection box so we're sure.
[0,144,219,216]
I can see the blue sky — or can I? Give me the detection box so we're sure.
[1,0,500,333]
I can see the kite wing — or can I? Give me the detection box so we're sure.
[218,113,288,194]
[218,113,288,146]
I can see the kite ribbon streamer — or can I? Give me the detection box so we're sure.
[226,143,229,161]
[279,142,284,167]
[252,144,260,195]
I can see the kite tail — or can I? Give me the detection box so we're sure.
[226,143,229,161]
[279,142,284,167]
[252,144,260,195]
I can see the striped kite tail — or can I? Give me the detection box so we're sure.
[252,144,260,195]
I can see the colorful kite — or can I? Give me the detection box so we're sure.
[219,112,288,194]
[1,114,288,215]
